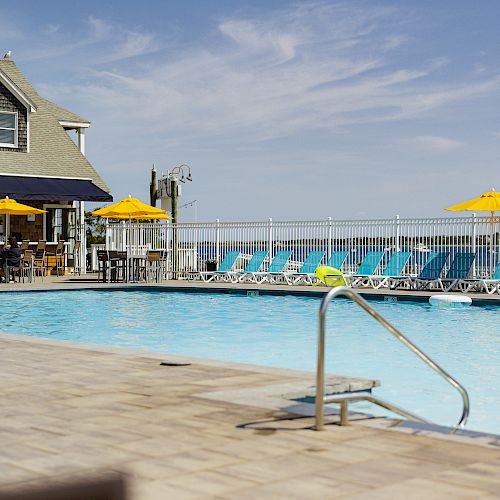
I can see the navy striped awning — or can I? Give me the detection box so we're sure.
[0,175,113,202]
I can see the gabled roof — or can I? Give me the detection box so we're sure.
[0,66,37,112]
[0,59,109,192]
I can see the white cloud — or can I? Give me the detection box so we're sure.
[43,2,498,147]
[106,31,159,62]
[406,135,464,151]
[87,16,113,41]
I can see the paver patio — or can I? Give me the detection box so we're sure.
[0,328,499,499]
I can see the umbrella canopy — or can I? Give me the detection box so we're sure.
[91,196,172,220]
[0,196,47,215]
[446,190,500,213]
[446,190,500,276]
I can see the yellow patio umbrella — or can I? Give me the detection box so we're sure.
[445,190,500,213]
[445,189,500,274]
[0,196,47,215]
[0,196,47,240]
[91,196,171,220]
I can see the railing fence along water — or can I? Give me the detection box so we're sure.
[104,215,500,278]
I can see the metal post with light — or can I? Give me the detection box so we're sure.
[157,165,193,279]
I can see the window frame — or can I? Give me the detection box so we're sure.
[0,111,18,148]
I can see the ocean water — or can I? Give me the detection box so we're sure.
[3,289,499,434]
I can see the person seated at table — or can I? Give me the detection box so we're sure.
[1,237,22,282]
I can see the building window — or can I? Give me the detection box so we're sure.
[0,111,18,148]
[46,208,64,241]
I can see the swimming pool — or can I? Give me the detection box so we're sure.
[4,289,499,434]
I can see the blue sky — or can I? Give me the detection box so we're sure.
[1,1,499,221]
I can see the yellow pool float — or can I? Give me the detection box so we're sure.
[314,266,345,287]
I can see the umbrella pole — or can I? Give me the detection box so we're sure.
[491,211,496,277]
[5,213,10,240]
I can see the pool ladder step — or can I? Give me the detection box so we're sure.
[315,287,470,430]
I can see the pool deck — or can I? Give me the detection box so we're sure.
[0,277,499,498]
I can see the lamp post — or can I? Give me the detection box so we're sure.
[160,165,193,279]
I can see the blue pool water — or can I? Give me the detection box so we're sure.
[4,290,499,434]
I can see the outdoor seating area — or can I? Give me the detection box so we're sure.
[96,249,169,283]
[0,239,81,284]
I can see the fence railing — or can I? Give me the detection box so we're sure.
[105,215,500,278]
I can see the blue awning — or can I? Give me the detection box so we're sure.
[0,175,113,202]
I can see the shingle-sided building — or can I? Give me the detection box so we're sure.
[0,56,112,269]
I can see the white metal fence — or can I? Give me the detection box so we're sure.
[105,215,500,278]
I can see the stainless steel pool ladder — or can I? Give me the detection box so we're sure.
[315,286,470,431]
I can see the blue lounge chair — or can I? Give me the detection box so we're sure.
[458,261,500,294]
[479,262,500,294]
[346,251,385,287]
[434,252,476,292]
[391,252,449,290]
[232,251,268,283]
[284,250,326,285]
[198,250,241,282]
[368,251,412,289]
[325,251,349,271]
[252,250,292,284]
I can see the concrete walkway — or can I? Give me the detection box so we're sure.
[0,333,499,499]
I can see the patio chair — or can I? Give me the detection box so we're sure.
[20,240,30,252]
[284,250,326,285]
[20,249,34,283]
[457,261,500,294]
[108,250,128,282]
[391,252,450,290]
[137,250,163,283]
[345,251,385,287]
[251,250,293,284]
[96,249,110,282]
[196,250,241,282]
[325,251,349,271]
[368,251,412,289]
[3,260,20,283]
[230,250,268,283]
[33,240,47,281]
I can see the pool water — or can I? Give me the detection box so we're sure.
[4,290,499,434]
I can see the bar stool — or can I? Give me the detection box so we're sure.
[71,240,82,275]
[46,240,65,276]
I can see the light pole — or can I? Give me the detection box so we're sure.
[161,165,193,279]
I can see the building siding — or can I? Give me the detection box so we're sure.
[0,80,28,153]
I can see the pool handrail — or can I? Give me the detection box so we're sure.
[315,286,470,431]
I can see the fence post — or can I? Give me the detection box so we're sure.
[216,219,220,264]
[471,213,477,277]
[268,218,273,261]
[104,219,110,250]
[327,217,332,261]
[122,220,127,252]
[395,214,401,251]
